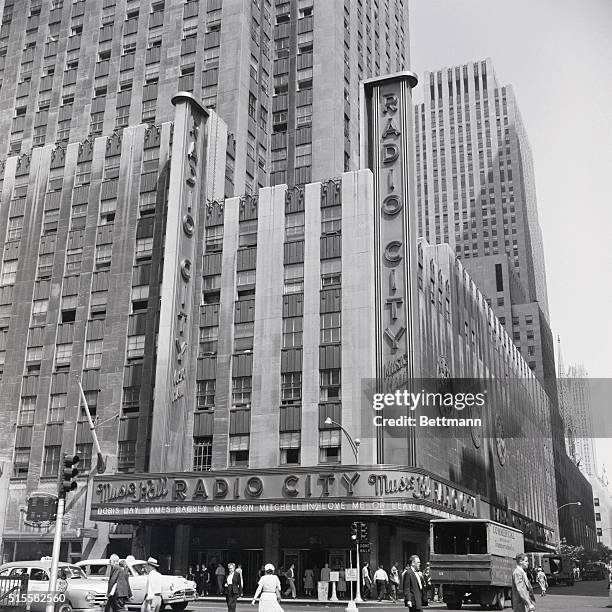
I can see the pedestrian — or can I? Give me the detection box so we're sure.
[389,562,400,603]
[225,562,243,612]
[283,563,296,598]
[303,568,314,596]
[361,562,372,600]
[142,557,163,612]
[512,553,535,612]
[373,564,389,601]
[535,567,547,597]
[251,563,283,612]
[186,566,195,583]
[216,563,227,596]
[337,567,346,599]
[105,554,120,612]
[402,555,424,611]
[107,558,132,612]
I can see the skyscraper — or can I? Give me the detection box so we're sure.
[0,0,410,192]
[414,58,549,318]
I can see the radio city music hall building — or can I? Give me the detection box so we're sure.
[0,75,559,591]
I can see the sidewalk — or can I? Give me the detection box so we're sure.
[194,596,445,607]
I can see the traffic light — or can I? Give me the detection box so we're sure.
[359,522,368,542]
[59,454,80,498]
[350,522,358,541]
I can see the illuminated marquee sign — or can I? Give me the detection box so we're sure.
[91,467,477,519]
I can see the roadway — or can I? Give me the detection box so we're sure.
[183,579,612,611]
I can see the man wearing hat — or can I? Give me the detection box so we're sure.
[142,557,163,612]
[225,562,243,612]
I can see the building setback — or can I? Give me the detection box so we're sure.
[0,0,409,192]
[0,78,563,580]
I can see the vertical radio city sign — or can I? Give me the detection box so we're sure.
[360,72,420,464]
[151,93,209,472]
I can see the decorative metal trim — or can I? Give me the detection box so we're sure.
[320,177,342,207]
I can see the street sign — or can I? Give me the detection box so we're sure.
[358,542,371,553]
[25,493,58,524]
[345,568,358,582]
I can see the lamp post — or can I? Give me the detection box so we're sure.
[558,502,582,511]
[324,417,360,462]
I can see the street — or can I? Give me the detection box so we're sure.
[185,580,612,612]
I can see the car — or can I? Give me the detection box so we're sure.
[76,558,196,611]
[0,559,108,612]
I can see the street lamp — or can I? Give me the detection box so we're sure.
[324,417,360,463]
[558,502,582,511]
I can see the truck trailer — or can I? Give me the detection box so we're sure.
[429,518,524,610]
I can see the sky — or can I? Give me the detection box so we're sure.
[409,0,612,380]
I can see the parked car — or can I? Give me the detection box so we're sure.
[76,558,196,611]
[0,559,107,612]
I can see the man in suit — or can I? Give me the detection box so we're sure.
[225,562,243,612]
[512,554,535,612]
[401,555,424,610]
[107,556,133,612]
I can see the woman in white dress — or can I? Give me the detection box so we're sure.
[252,564,283,612]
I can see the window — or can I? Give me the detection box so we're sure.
[198,326,218,356]
[85,340,103,368]
[320,312,341,344]
[135,237,153,260]
[55,343,72,368]
[7,216,24,241]
[283,317,302,349]
[594,498,600,507]
[122,387,140,413]
[95,244,112,268]
[320,369,340,401]
[127,335,145,359]
[232,377,252,406]
[117,440,136,472]
[239,220,257,247]
[75,161,92,186]
[229,434,249,466]
[31,299,48,324]
[321,259,341,288]
[596,513,601,521]
[0,260,18,286]
[283,264,304,295]
[48,394,66,423]
[295,143,311,168]
[237,270,256,286]
[526,330,534,340]
[62,243,83,269]
[319,429,340,463]
[321,206,341,234]
[18,397,36,425]
[76,443,92,472]
[234,322,254,352]
[196,380,215,410]
[281,372,301,404]
[285,212,304,241]
[280,431,300,465]
[205,226,223,252]
[13,447,30,477]
[42,445,61,476]
[193,436,212,471]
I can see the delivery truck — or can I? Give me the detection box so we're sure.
[526,552,575,586]
[429,519,524,610]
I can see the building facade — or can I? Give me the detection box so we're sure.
[0,0,409,192]
[413,58,549,319]
[0,76,561,585]
[590,474,612,549]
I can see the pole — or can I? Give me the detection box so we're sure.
[355,543,363,603]
[45,496,65,612]
[76,375,106,473]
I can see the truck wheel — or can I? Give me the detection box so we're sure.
[56,604,72,612]
[171,604,189,611]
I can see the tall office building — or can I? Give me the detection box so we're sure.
[0,0,409,192]
[559,364,597,477]
[414,58,549,319]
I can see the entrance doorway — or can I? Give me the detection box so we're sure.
[197,549,263,595]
